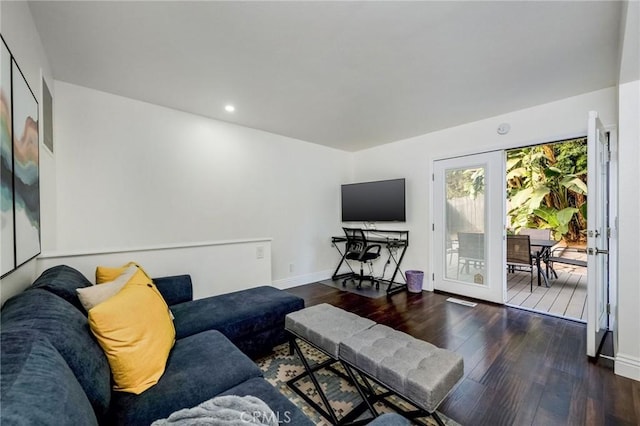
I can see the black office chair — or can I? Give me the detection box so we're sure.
[342,228,382,290]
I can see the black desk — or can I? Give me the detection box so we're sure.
[331,230,409,295]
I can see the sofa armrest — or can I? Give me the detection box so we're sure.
[152,275,193,306]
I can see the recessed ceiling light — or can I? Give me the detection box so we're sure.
[225,105,235,113]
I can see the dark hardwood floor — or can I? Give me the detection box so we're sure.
[285,283,640,426]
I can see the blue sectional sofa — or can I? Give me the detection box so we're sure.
[0,265,311,425]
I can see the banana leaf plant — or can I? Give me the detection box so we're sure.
[506,139,588,242]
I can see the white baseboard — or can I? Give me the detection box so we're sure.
[615,352,640,381]
[272,270,333,290]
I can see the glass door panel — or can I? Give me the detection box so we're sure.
[445,167,486,285]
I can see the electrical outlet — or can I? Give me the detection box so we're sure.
[289,263,295,273]
[256,246,264,259]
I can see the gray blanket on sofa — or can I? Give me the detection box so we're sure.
[151,395,278,426]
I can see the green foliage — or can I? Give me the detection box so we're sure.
[506,138,587,242]
[446,167,485,199]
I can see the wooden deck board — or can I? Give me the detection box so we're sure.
[565,275,587,320]
[520,285,548,309]
[533,271,571,312]
[549,277,578,318]
[507,266,587,322]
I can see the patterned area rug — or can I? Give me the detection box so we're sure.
[256,342,461,426]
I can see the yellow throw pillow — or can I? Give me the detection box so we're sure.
[88,273,175,394]
[95,261,151,284]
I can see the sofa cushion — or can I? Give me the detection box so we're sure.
[219,377,314,426]
[171,286,304,342]
[30,265,92,313]
[233,325,290,358]
[153,275,193,306]
[1,289,111,416]
[109,330,263,425]
[0,331,98,426]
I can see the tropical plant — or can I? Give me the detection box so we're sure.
[506,138,587,242]
[446,167,485,199]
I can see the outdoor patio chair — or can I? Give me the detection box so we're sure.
[507,234,535,292]
[457,232,484,278]
[518,228,552,240]
[519,228,558,278]
[446,236,458,265]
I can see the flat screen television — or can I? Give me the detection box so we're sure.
[341,178,406,222]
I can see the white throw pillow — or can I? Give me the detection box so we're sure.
[76,265,138,311]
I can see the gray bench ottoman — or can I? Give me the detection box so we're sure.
[285,303,376,424]
[340,324,464,425]
[285,303,376,358]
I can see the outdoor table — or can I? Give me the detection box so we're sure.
[530,239,556,287]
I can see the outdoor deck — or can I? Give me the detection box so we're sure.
[506,262,587,321]
[447,248,588,321]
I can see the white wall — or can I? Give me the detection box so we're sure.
[352,87,617,287]
[53,81,350,291]
[619,1,639,85]
[36,239,272,300]
[0,1,56,304]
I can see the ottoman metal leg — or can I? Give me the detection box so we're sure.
[431,412,446,426]
[340,359,448,426]
[286,336,375,425]
[342,363,378,418]
[287,337,339,424]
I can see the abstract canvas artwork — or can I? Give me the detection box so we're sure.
[11,59,40,268]
[0,38,14,276]
[0,36,40,277]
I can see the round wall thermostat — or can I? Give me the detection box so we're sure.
[497,123,511,135]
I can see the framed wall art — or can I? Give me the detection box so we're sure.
[42,77,53,154]
[0,37,14,277]
[0,35,41,278]
[11,58,40,268]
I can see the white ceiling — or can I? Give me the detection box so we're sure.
[28,1,623,152]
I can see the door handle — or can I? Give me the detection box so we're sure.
[587,248,609,255]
